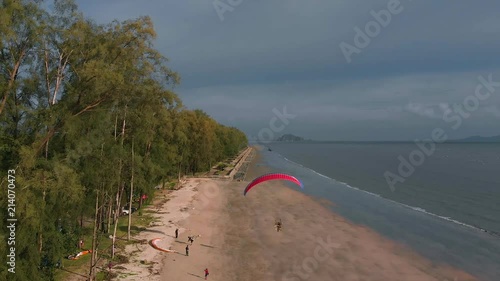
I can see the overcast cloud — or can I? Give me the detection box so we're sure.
[74,0,500,140]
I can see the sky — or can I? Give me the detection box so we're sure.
[73,0,500,141]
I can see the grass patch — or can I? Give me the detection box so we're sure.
[117,272,138,278]
[158,180,179,190]
[215,162,228,170]
[167,182,176,190]
[96,270,117,281]
[114,254,129,264]
[54,207,156,281]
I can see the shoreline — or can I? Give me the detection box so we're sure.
[276,149,500,238]
[116,146,481,281]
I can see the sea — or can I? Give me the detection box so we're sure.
[255,142,500,281]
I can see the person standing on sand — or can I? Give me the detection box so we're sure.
[175,228,179,238]
[204,268,209,280]
[185,245,189,256]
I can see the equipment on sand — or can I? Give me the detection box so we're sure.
[151,238,178,253]
[67,250,92,260]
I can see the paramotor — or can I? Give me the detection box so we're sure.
[243,173,303,196]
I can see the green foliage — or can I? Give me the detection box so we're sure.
[216,162,228,171]
[0,1,247,280]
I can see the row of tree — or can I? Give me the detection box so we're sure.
[0,1,247,280]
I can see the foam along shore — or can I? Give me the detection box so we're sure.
[119,147,481,281]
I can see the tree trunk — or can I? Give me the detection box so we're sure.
[39,186,46,254]
[178,162,182,181]
[0,52,23,115]
[112,111,127,258]
[100,195,105,226]
[127,140,134,241]
[114,114,118,141]
[45,138,49,159]
[39,233,43,254]
[88,191,99,281]
[107,197,113,234]
[113,189,119,225]
[112,183,124,259]
[178,151,184,181]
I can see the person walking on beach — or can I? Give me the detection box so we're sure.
[108,261,113,271]
[175,228,179,239]
[188,235,194,245]
[275,219,282,232]
[185,245,189,256]
[204,268,209,280]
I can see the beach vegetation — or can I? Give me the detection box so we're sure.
[0,0,247,280]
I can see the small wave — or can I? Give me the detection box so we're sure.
[280,155,330,179]
[279,155,383,198]
[398,204,478,230]
[336,181,382,198]
[410,207,426,213]
[275,152,498,237]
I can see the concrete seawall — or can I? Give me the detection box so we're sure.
[228,146,253,179]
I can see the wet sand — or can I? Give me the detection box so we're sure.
[155,150,479,281]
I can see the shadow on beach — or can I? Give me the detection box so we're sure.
[119,225,146,233]
[187,273,203,278]
[56,268,88,279]
[141,229,165,235]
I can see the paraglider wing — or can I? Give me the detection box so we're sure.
[150,238,178,253]
[244,173,303,196]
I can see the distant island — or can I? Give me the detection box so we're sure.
[448,135,500,143]
[264,134,500,143]
[275,134,308,142]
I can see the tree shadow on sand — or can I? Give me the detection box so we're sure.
[119,225,144,232]
[188,273,203,279]
[141,229,165,235]
[56,268,88,278]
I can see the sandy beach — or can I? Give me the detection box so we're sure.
[116,147,480,281]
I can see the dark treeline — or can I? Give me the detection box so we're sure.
[0,1,247,280]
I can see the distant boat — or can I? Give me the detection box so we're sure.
[268,147,272,151]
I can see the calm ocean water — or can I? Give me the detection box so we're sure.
[255,142,500,281]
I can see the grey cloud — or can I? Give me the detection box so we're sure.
[74,0,500,140]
